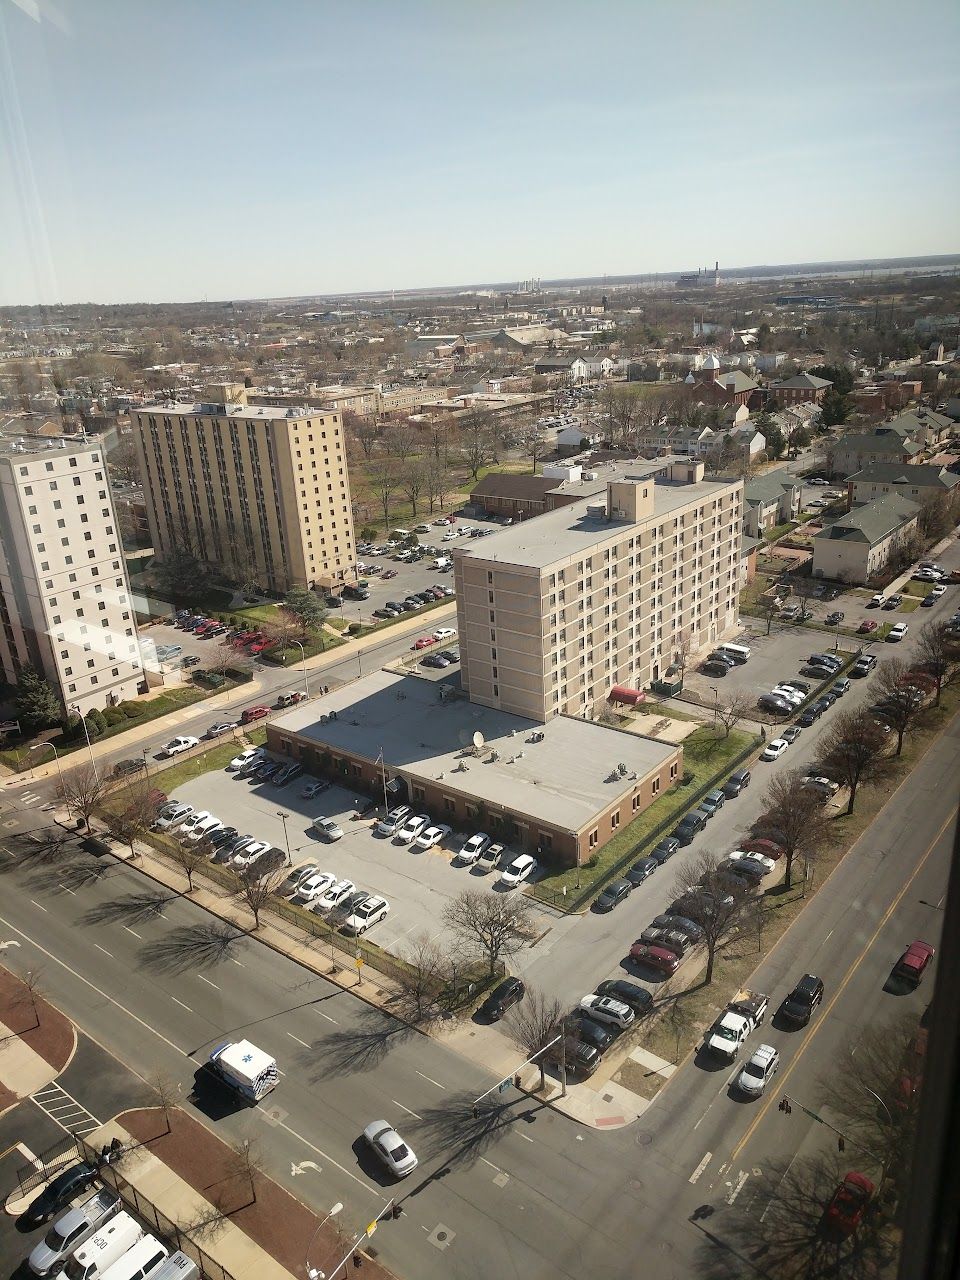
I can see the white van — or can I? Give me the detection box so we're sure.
[59,1213,144,1280]
[97,1237,168,1280]
[148,1255,200,1280]
[433,556,452,569]
[716,642,751,664]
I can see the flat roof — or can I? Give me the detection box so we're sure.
[457,464,741,570]
[272,670,678,835]
[136,401,324,421]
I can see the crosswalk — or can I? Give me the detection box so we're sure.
[31,1083,102,1137]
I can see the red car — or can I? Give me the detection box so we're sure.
[412,636,436,650]
[825,1171,875,1236]
[629,942,680,975]
[857,619,878,633]
[248,641,272,654]
[742,837,785,860]
[240,705,270,724]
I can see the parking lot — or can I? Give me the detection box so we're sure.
[683,624,857,709]
[169,760,525,962]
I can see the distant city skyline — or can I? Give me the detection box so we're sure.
[2,0,958,306]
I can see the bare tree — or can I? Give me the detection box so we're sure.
[914,619,959,707]
[57,764,108,832]
[443,889,533,979]
[367,455,400,531]
[663,992,696,1062]
[669,851,750,984]
[394,933,450,1023]
[758,591,784,636]
[757,769,834,890]
[168,838,210,893]
[100,782,162,859]
[235,868,284,929]
[343,410,379,459]
[226,1137,263,1207]
[209,638,250,677]
[817,708,891,815]
[504,987,564,1091]
[382,420,420,463]
[151,1071,178,1135]
[871,658,929,755]
[17,968,45,1031]
[516,423,549,472]
[423,450,448,514]
[398,453,427,517]
[458,408,495,481]
[715,689,754,739]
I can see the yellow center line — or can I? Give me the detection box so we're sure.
[726,804,957,1168]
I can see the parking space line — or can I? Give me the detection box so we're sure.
[317,1011,338,1024]
[286,1032,310,1047]
[122,926,142,939]
[391,1100,422,1120]
[29,899,48,913]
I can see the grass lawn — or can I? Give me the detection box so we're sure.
[527,726,756,909]
[763,521,797,543]
[233,602,282,624]
[144,741,240,796]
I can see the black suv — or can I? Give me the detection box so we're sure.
[594,980,653,1015]
[21,1163,98,1227]
[649,838,680,864]
[480,976,525,1022]
[673,811,706,845]
[780,974,824,1027]
[722,769,751,798]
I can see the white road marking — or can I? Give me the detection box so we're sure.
[29,899,48,913]
[58,884,76,895]
[94,943,112,957]
[122,926,142,939]
[317,1011,338,1024]
[416,1070,446,1090]
[391,1100,423,1120]
[270,1115,378,1196]
[693,1103,713,1131]
[171,997,192,1012]
[286,1032,310,1047]
[689,1153,712,1184]
[197,974,220,989]
[230,957,244,966]
[515,1132,534,1143]
[726,1170,750,1204]
[479,1156,501,1172]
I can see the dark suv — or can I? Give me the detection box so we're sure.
[21,1163,98,1227]
[479,976,525,1022]
[673,811,706,845]
[722,769,751,798]
[780,974,824,1027]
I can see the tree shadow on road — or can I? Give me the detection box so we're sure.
[404,1092,541,1184]
[297,1007,416,1079]
[0,831,75,872]
[43,856,117,893]
[82,890,176,927]
[136,923,245,975]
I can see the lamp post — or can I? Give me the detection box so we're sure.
[70,705,101,785]
[277,811,292,867]
[709,685,719,732]
[290,639,310,701]
[29,742,64,789]
[141,747,151,778]
[377,747,388,813]
[304,1201,344,1280]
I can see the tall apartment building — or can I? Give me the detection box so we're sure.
[454,460,743,721]
[0,440,144,715]
[130,385,355,594]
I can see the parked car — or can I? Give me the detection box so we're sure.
[342,894,390,934]
[240,705,270,724]
[857,619,878,633]
[758,694,791,715]
[395,814,430,843]
[825,1172,875,1237]
[228,747,261,772]
[887,623,909,641]
[458,832,491,864]
[362,1120,418,1179]
[279,863,319,897]
[26,1185,122,1276]
[701,661,730,678]
[479,976,525,1021]
[413,823,451,851]
[782,725,802,744]
[579,994,635,1030]
[761,739,789,762]
[545,1036,602,1078]
[673,811,707,844]
[780,973,824,1026]
[727,850,776,874]
[868,593,885,608]
[850,654,877,677]
[571,1014,616,1051]
[153,802,194,831]
[112,757,146,778]
[651,913,704,943]
[629,942,680,976]
[295,871,337,903]
[161,735,199,757]
[594,879,632,912]
[883,594,903,610]
[499,853,537,887]
[313,817,344,842]
[594,980,653,1015]
[649,837,681,864]
[476,841,504,872]
[624,857,658,887]
[21,1163,98,1228]
[375,805,411,836]
[825,611,845,626]
[722,769,751,798]
[315,878,356,913]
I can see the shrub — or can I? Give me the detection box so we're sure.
[119,701,146,718]
[103,708,125,726]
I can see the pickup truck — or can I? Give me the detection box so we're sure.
[704,988,769,1061]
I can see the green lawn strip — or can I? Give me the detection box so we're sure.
[899,597,921,614]
[139,742,240,796]
[628,683,960,1085]
[527,727,756,910]
[899,579,928,598]
[232,602,282,624]
[261,634,347,664]
[763,521,797,543]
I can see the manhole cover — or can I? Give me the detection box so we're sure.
[602,1093,614,1102]
[493,1171,509,1188]
[634,1130,654,1147]
[627,1178,643,1194]
[259,1104,289,1127]
[428,1225,455,1250]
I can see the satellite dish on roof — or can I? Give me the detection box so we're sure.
[473,731,485,751]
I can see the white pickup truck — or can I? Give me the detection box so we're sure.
[704,989,769,1061]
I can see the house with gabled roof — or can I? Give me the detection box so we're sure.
[811,492,920,584]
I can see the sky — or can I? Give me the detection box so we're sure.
[1,0,958,306]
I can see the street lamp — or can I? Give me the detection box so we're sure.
[276,811,292,866]
[304,1201,344,1280]
[708,685,720,731]
[70,705,101,785]
[141,747,151,778]
[29,742,64,790]
[289,640,310,701]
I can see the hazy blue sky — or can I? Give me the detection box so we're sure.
[2,0,958,305]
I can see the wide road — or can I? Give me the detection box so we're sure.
[2,706,956,1279]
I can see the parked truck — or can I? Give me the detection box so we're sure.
[206,1040,279,1103]
[704,989,769,1061]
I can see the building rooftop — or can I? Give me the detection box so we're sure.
[457,462,741,569]
[0,434,99,459]
[272,670,678,835]
[814,492,919,546]
[138,400,320,421]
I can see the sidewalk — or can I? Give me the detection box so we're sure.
[0,966,77,1115]
[2,603,454,787]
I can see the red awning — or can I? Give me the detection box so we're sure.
[609,685,646,705]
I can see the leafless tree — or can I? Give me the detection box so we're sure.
[458,408,495,481]
[151,1071,178,1135]
[443,889,533,979]
[100,782,162,859]
[57,764,109,832]
[222,540,261,597]
[669,851,750,984]
[367,455,400,531]
[235,868,284,929]
[504,987,564,1091]
[168,838,210,893]
[516,423,550,472]
[17,968,45,1031]
[672,629,692,682]
[382,420,420,463]
[817,708,892,815]
[226,1138,263,1207]
[394,933,450,1023]
[917,491,953,541]
[758,591,784,636]
[757,769,834,890]
[914,619,959,706]
[398,454,427,517]
[871,658,929,755]
[343,410,379,459]
[209,638,250,677]
[715,689,754,739]
[663,991,696,1062]
[423,450,448,514]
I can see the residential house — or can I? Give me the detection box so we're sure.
[558,424,601,451]
[882,407,955,448]
[534,355,578,379]
[811,492,920,584]
[846,463,959,508]
[693,363,759,408]
[742,469,802,538]
[753,352,788,374]
[724,424,767,459]
[829,431,923,478]
[770,372,832,406]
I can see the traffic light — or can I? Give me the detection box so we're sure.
[778,1097,792,1114]
[391,1204,403,1220]
[838,1136,845,1152]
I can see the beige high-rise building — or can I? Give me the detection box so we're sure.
[130,385,355,594]
[0,439,144,715]
[454,460,743,722]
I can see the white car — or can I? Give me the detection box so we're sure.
[930,585,947,599]
[771,685,804,706]
[869,593,886,607]
[887,623,909,642]
[395,813,430,843]
[178,809,213,837]
[342,894,390,935]
[154,802,194,831]
[315,878,356,913]
[801,775,840,797]
[433,627,456,641]
[227,747,261,771]
[301,780,328,799]
[188,815,223,843]
[313,816,344,842]
[232,840,271,869]
[805,497,827,509]
[761,739,789,761]
[807,477,830,485]
[294,871,337,903]
[413,823,451,851]
[458,832,491,864]
[163,735,199,756]
[579,994,635,1030]
[499,854,537,887]
[279,863,319,896]
[362,1120,418,1179]
[442,530,458,541]
[727,850,777,874]
[375,806,411,837]
[736,1044,780,1097]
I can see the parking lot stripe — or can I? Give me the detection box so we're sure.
[122,926,142,939]
[93,942,112,957]
[317,1011,338,1024]
[171,997,192,1012]
[29,899,48,913]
